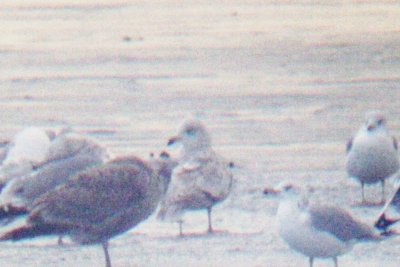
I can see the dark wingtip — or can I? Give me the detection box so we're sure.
[375,214,400,232]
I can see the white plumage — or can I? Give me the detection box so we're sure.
[275,182,379,267]
[0,127,53,185]
[346,110,399,204]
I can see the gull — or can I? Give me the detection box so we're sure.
[0,131,108,228]
[0,127,54,188]
[275,182,379,267]
[374,178,400,233]
[346,110,399,204]
[157,118,233,236]
[0,153,174,267]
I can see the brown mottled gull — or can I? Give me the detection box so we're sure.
[0,154,173,267]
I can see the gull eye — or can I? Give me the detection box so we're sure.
[185,128,195,136]
[377,119,384,126]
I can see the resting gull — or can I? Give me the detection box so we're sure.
[274,182,379,267]
[0,154,173,267]
[0,131,108,227]
[0,127,53,188]
[157,118,233,236]
[346,110,399,204]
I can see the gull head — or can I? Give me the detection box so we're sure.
[364,110,387,132]
[167,119,211,153]
[3,127,52,166]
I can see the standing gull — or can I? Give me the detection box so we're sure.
[346,110,399,204]
[274,182,379,267]
[0,154,173,267]
[0,130,108,226]
[157,118,233,236]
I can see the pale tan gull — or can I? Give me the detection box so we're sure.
[157,118,233,236]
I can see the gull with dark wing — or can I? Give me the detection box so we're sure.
[274,182,380,267]
[0,154,173,267]
[346,111,399,204]
[157,118,233,236]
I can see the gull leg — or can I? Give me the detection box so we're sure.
[207,207,213,234]
[102,241,112,267]
[178,219,184,237]
[361,182,366,205]
[57,235,64,246]
[333,256,338,267]
[309,257,314,267]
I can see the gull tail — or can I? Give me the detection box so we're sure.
[157,204,181,222]
[357,223,383,242]
[0,224,69,241]
[156,206,169,221]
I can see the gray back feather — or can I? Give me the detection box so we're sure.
[309,205,375,242]
[23,154,102,209]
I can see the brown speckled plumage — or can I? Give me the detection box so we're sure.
[0,155,173,267]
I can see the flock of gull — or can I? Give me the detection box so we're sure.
[0,110,399,267]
